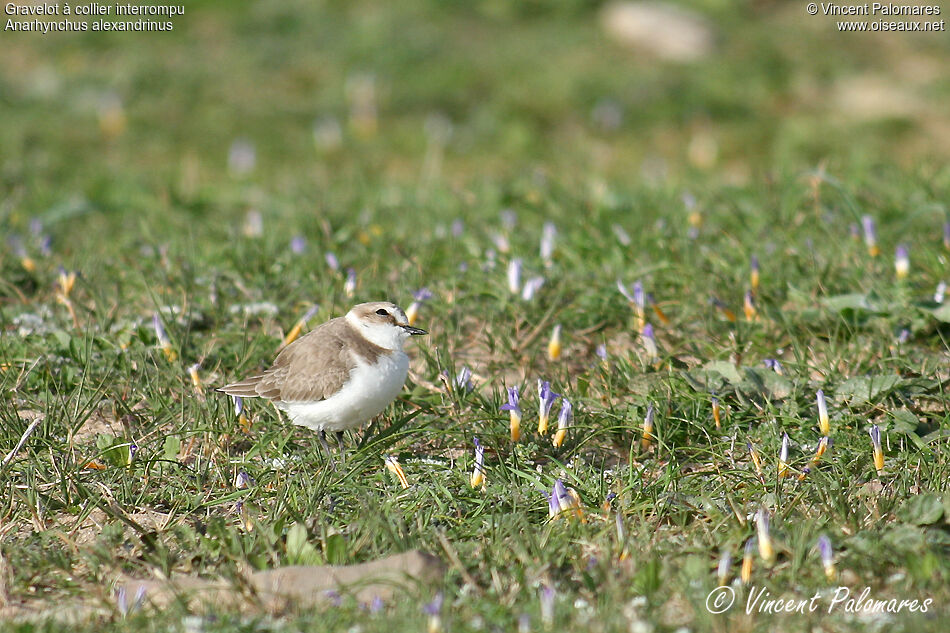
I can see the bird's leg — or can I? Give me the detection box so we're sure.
[319,430,337,467]
[335,431,346,462]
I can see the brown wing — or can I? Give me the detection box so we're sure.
[219,317,359,404]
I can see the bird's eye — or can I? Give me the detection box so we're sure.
[376,309,389,316]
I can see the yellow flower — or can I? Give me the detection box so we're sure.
[384,455,409,489]
[470,437,485,488]
[756,509,775,564]
[547,324,562,361]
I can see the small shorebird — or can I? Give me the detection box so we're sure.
[218,302,427,458]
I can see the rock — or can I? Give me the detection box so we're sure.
[600,2,715,63]
[116,550,445,612]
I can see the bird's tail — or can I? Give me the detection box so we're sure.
[216,375,265,398]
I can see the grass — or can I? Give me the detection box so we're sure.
[2,1,950,632]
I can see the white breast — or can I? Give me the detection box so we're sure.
[281,351,410,433]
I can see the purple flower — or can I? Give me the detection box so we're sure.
[818,535,833,566]
[537,380,559,435]
[413,287,434,302]
[557,398,573,428]
[633,281,645,310]
[552,397,572,447]
[290,235,307,254]
[548,479,582,518]
[507,258,522,294]
[717,549,732,584]
[763,359,783,374]
[344,268,356,296]
[517,614,531,633]
[451,219,465,238]
[38,234,52,257]
[454,366,473,392]
[232,395,244,416]
[325,252,340,271]
[470,436,485,488]
[116,586,128,615]
[324,589,343,607]
[500,386,521,416]
[228,138,256,176]
[862,215,878,254]
[152,313,169,345]
[540,584,555,626]
[406,289,432,326]
[301,304,320,323]
[540,222,557,261]
[521,276,545,301]
[369,595,385,613]
[422,592,443,616]
[547,486,560,516]
[817,534,836,579]
[641,323,658,362]
[500,209,517,230]
[895,244,910,279]
[235,470,254,489]
[619,280,646,311]
[116,585,146,616]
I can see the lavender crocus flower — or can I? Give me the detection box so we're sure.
[344,268,356,296]
[817,535,836,580]
[500,209,517,230]
[552,397,572,448]
[290,235,307,254]
[869,424,884,475]
[862,215,878,255]
[500,386,522,442]
[641,323,658,363]
[817,389,829,436]
[778,432,790,478]
[406,288,433,325]
[540,222,557,261]
[234,470,254,489]
[540,584,555,627]
[895,244,909,279]
[507,258,522,294]
[521,276,545,301]
[537,380,558,435]
[470,437,485,488]
[756,508,774,563]
[717,549,732,586]
[455,366,473,393]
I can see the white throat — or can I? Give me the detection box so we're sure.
[346,311,409,351]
